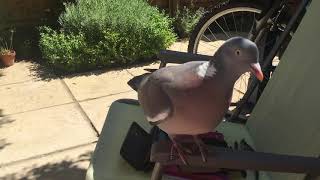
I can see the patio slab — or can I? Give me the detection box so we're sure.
[63,69,134,101]
[0,61,41,86]
[0,103,97,166]
[0,79,73,116]
[80,91,137,133]
[0,143,95,180]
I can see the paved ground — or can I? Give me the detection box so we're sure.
[0,39,192,180]
[0,58,161,179]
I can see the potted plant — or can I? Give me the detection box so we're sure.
[0,29,16,67]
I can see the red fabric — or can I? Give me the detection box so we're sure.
[198,131,224,141]
[163,132,229,180]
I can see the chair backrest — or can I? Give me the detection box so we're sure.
[246,1,320,179]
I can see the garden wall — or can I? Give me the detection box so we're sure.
[0,0,220,29]
[0,0,72,30]
[0,0,50,27]
[150,0,221,11]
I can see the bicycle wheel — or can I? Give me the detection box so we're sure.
[188,3,263,108]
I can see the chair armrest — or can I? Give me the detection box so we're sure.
[150,140,320,175]
[157,50,212,65]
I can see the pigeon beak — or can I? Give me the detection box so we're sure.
[250,63,264,81]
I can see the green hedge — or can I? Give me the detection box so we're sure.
[39,0,176,73]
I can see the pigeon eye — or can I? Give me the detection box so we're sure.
[235,49,241,56]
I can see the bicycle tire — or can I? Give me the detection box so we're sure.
[188,3,263,53]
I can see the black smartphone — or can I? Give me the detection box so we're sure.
[120,122,153,171]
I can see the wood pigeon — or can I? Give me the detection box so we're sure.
[131,37,263,164]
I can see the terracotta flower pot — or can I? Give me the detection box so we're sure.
[1,50,16,67]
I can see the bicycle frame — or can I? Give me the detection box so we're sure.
[249,0,283,43]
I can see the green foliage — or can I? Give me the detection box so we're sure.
[39,27,90,72]
[39,0,176,73]
[0,48,11,55]
[0,29,15,54]
[173,6,204,38]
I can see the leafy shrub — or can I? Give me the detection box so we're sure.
[39,0,176,73]
[39,27,91,72]
[173,6,204,38]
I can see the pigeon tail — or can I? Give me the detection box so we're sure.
[127,73,151,91]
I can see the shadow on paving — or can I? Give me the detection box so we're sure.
[61,60,158,78]
[0,63,7,70]
[27,61,58,81]
[2,26,159,81]
[0,109,14,152]
[27,59,158,82]
[2,151,93,180]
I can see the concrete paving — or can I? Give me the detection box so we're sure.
[0,103,97,165]
[80,91,138,133]
[0,80,73,115]
[63,69,134,101]
[0,143,95,180]
[0,59,160,179]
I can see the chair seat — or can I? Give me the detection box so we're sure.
[216,122,270,180]
[216,121,255,150]
[86,100,270,180]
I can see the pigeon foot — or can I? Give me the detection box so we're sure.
[193,135,208,163]
[169,135,191,165]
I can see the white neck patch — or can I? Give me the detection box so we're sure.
[197,62,217,78]
[146,108,170,122]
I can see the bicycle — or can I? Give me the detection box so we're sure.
[185,0,311,122]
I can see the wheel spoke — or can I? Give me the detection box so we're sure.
[244,73,249,88]
[197,43,214,50]
[201,35,220,49]
[232,12,238,34]
[198,43,216,51]
[198,40,219,50]
[214,20,231,38]
[207,27,218,41]
[222,16,231,36]
[240,11,243,33]
[234,88,246,95]
[202,34,212,42]
[249,12,256,37]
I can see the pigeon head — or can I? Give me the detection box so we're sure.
[213,37,263,81]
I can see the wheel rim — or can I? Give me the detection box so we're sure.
[192,7,262,54]
[191,7,262,106]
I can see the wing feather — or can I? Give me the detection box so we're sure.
[138,61,207,124]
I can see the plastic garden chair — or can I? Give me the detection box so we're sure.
[86,1,320,179]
